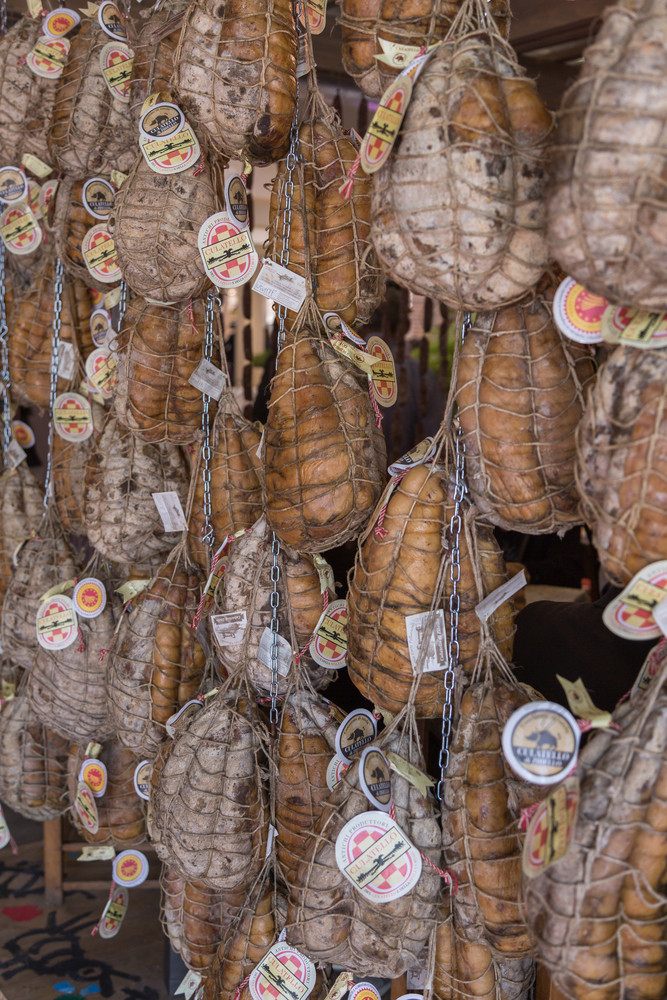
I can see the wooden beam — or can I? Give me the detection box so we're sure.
[43,818,63,909]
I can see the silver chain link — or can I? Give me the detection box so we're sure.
[0,0,7,38]
[43,259,64,509]
[0,244,11,460]
[200,292,217,552]
[268,0,303,724]
[437,313,469,801]
[118,279,128,330]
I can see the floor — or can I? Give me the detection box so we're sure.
[0,808,171,1000]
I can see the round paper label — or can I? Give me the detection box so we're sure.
[326,753,350,791]
[39,178,59,215]
[26,35,70,78]
[79,757,108,797]
[36,594,78,651]
[138,103,201,175]
[12,421,34,448]
[99,883,129,938]
[248,942,316,1000]
[366,336,397,407]
[0,166,27,204]
[90,308,111,346]
[359,746,393,811]
[602,561,667,641]
[82,177,114,220]
[335,810,422,904]
[502,701,580,785]
[335,708,377,761]
[198,213,258,289]
[99,42,133,102]
[349,985,382,1000]
[0,204,42,256]
[74,780,99,834]
[28,179,42,220]
[600,304,635,344]
[73,578,107,619]
[309,599,348,669]
[98,2,127,40]
[113,850,149,888]
[225,174,249,228]
[140,102,184,140]
[523,781,579,879]
[54,393,93,442]
[82,224,121,283]
[42,8,80,37]
[86,347,117,397]
[133,760,151,800]
[553,277,606,344]
[360,76,413,173]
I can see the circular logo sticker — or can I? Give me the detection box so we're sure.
[99,42,133,102]
[26,35,70,78]
[99,883,129,939]
[359,746,393,812]
[0,204,42,256]
[79,757,108,797]
[39,178,59,216]
[335,708,377,761]
[349,985,382,1000]
[82,224,120,283]
[90,308,111,346]
[73,578,107,619]
[600,304,635,344]
[36,594,78,651]
[225,174,249,227]
[366,335,397,408]
[133,760,151,800]
[86,347,117,397]
[502,701,580,786]
[113,850,149,888]
[248,942,316,1000]
[82,177,114,220]
[12,421,34,448]
[0,166,27,204]
[74,781,99,834]
[602,561,667,642]
[523,781,579,879]
[140,102,184,140]
[335,810,422,904]
[326,753,350,792]
[309,599,348,669]
[42,8,80,37]
[553,277,607,344]
[54,392,93,442]
[138,103,201,175]
[98,1,127,40]
[198,213,258,289]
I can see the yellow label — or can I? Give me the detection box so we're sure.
[40,579,75,601]
[110,170,127,190]
[103,286,121,309]
[371,358,395,383]
[38,607,76,635]
[386,750,433,796]
[21,153,52,178]
[143,129,194,161]
[140,90,172,116]
[368,103,403,144]
[27,0,43,18]
[1,211,36,243]
[1,679,16,700]
[373,705,395,727]
[522,784,571,878]
[202,230,252,269]
[115,578,151,602]
[620,311,666,343]
[84,236,116,269]
[84,741,102,758]
[103,59,132,88]
[557,675,612,730]
[77,845,115,861]
[81,2,100,15]
[624,578,667,612]
[89,354,116,391]
[313,554,335,595]
[344,825,410,888]
[33,38,67,65]
[375,39,422,68]
[323,972,355,1000]
[329,338,376,376]
[54,407,90,424]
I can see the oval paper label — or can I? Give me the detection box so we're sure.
[113,850,149,888]
[82,177,114,220]
[602,561,667,642]
[86,347,117,397]
[36,594,78,650]
[28,179,42,220]
[138,102,201,174]
[0,204,41,256]
[0,166,27,204]
[80,757,108,797]
[360,75,413,173]
[349,985,382,1000]
[12,421,34,448]
[248,941,316,1000]
[335,810,422,904]
[326,753,350,791]
[225,174,249,227]
[359,746,393,811]
[39,178,59,215]
[42,8,80,37]
[335,708,377,761]
[26,35,70,78]
[600,304,635,344]
[198,213,258,289]
[133,760,151,800]
[98,2,127,40]
[502,701,580,786]
[54,392,93,442]
[367,336,397,407]
[82,223,121,283]
[90,308,111,346]
[99,882,129,938]
[309,599,348,669]
[553,277,606,344]
[522,780,579,879]
[74,780,99,834]
[99,42,133,102]
[73,578,107,619]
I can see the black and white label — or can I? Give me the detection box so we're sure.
[211,611,247,646]
[151,491,186,532]
[405,609,447,674]
[188,358,228,401]
[475,570,527,622]
[5,438,27,470]
[252,260,307,313]
[258,627,292,677]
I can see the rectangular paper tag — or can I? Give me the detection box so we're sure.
[104,286,121,310]
[5,438,27,471]
[255,426,265,460]
[151,491,186,532]
[57,341,76,380]
[21,153,52,178]
[258,627,292,677]
[557,675,611,729]
[175,971,203,999]
[78,845,116,861]
[252,260,307,313]
[651,596,667,638]
[188,358,228,401]
[405,608,448,674]
[211,611,247,646]
[475,569,527,622]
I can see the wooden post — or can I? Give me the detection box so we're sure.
[43,818,63,908]
[535,964,569,1000]
[390,974,407,1000]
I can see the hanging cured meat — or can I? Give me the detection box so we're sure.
[0,463,44,609]
[51,176,116,291]
[67,741,147,847]
[128,1,188,127]
[0,689,69,821]
[160,866,242,973]
[52,398,106,538]
[0,16,56,166]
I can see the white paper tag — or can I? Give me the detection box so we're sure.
[211,610,247,646]
[255,426,265,460]
[151,491,186,532]
[258,627,292,677]
[57,340,76,379]
[176,970,203,999]
[406,969,427,991]
[77,845,116,861]
[405,608,447,673]
[652,597,667,638]
[252,260,307,313]
[265,822,277,859]
[5,438,27,470]
[475,569,527,623]
[188,358,228,401]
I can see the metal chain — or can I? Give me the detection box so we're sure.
[0,0,7,38]
[268,0,304,724]
[117,279,128,330]
[200,291,217,552]
[0,244,11,460]
[437,313,469,801]
[43,259,64,509]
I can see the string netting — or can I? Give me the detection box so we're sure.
[67,740,147,847]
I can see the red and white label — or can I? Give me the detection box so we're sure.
[335,811,422,904]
